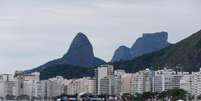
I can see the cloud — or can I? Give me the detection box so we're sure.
[0,0,200,73]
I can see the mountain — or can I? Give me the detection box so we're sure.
[130,31,170,58]
[111,32,170,62]
[28,32,105,73]
[111,46,132,62]
[40,30,201,80]
[113,30,201,72]
[62,32,96,67]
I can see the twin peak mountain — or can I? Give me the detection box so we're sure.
[34,32,169,71]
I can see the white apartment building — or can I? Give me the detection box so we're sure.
[112,75,121,95]
[95,65,114,95]
[188,69,201,96]
[64,77,96,95]
[120,69,153,94]
[24,72,40,81]
[95,65,122,95]
[65,79,78,95]
[0,72,66,99]
[100,77,110,95]
[19,72,40,97]
[13,71,41,96]
[114,70,126,76]
[180,74,192,94]
[0,74,17,97]
[153,68,188,92]
[121,74,132,94]
[48,76,65,97]
[130,69,153,94]
[179,69,201,96]
[99,75,121,95]
[36,80,47,98]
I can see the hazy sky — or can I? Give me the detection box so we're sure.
[0,0,201,73]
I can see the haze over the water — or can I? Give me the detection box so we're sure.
[0,0,201,73]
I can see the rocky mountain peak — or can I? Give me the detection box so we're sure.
[142,31,168,41]
[63,32,94,60]
[29,32,105,72]
[131,31,169,57]
[111,31,170,62]
[111,46,132,62]
[74,32,89,41]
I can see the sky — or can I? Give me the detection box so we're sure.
[0,0,201,74]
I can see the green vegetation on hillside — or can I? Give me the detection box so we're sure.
[40,64,94,80]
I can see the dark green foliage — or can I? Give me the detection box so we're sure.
[121,89,187,101]
[114,30,201,72]
[196,39,201,48]
[121,93,131,101]
[16,95,30,100]
[40,64,94,80]
[197,94,201,100]
[141,92,155,100]
[6,95,15,100]
[158,89,187,101]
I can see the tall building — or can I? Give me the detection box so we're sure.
[14,71,25,96]
[130,69,153,94]
[121,74,132,94]
[112,75,121,95]
[153,68,188,92]
[64,77,96,95]
[23,80,38,97]
[48,76,65,97]
[95,65,114,95]
[180,74,192,94]
[99,77,110,95]
[13,71,41,97]
[179,69,201,96]
[24,72,40,81]
[0,74,17,97]
[36,80,47,98]
[95,65,121,95]
[190,69,201,96]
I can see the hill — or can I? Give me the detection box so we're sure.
[40,30,201,79]
[113,30,201,72]
[26,32,105,73]
[111,32,170,62]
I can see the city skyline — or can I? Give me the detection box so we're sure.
[0,0,201,73]
[0,64,198,101]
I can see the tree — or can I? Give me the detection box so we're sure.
[5,94,15,100]
[197,94,201,100]
[16,95,30,100]
[168,89,187,100]
[122,93,132,101]
[158,89,187,101]
[158,91,168,101]
[142,92,156,101]
[133,93,143,101]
